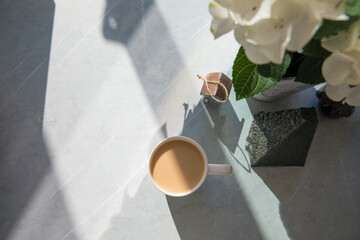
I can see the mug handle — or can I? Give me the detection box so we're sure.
[208,164,233,175]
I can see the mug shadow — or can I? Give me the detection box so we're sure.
[166,100,264,240]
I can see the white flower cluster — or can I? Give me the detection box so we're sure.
[321,20,360,105]
[210,0,347,64]
[210,0,360,105]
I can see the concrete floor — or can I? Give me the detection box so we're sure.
[1,0,359,239]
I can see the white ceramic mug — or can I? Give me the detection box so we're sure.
[149,136,233,197]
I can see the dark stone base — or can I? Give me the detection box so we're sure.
[316,89,355,118]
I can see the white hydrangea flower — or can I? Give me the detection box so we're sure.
[311,0,349,20]
[321,21,360,106]
[213,0,274,25]
[322,51,360,86]
[234,22,291,64]
[234,0,322,64]
[209,0,349,65]
[322,51,360,106]
[326,84,360,105]
[223,0,274,25]
[321,20,360,52]
[345,85,360,105]
[209,0,273,39]
[209,2,237,39]
[325,83,351,102]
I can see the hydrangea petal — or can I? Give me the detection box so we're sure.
[209,2,237,39]
[311,1,348,20]
[321,31,351,52]
[272,0,304,24]
[345,86,360,106]
[257,24,291,64]
[209,1,228,19]
[325,83,350,102]
[287,10,322,51]
[243,43,271,64]
[234,27,270,64]
[322,52,353,86]
[321,20,360,52]
[344,21,360,51]
[345,51,360,85]
[322,12,349,21]
[210,18,237,39]
[225,0,274,25]
[245,19,281,45]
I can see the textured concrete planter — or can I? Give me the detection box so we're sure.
[253,77,312,101]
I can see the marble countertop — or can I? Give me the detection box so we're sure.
[1,0,359,239]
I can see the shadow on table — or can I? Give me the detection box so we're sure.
[246,87,360,238]
[0,0,77,239]
[248,95,360,239]
[204,101,244,154]
[204,101,250,172]
[103,0,186,115]
[279,120,360,239]
[166,100,263,240]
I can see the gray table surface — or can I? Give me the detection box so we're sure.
[1,0,359,239]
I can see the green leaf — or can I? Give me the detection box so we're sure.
[232,47,292,100]
[302,39,331,58]
[258,52,292,80]
[313,16,358,40]
[232,47,260,100]
[295,56,326,84]
[345,0,360,16]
